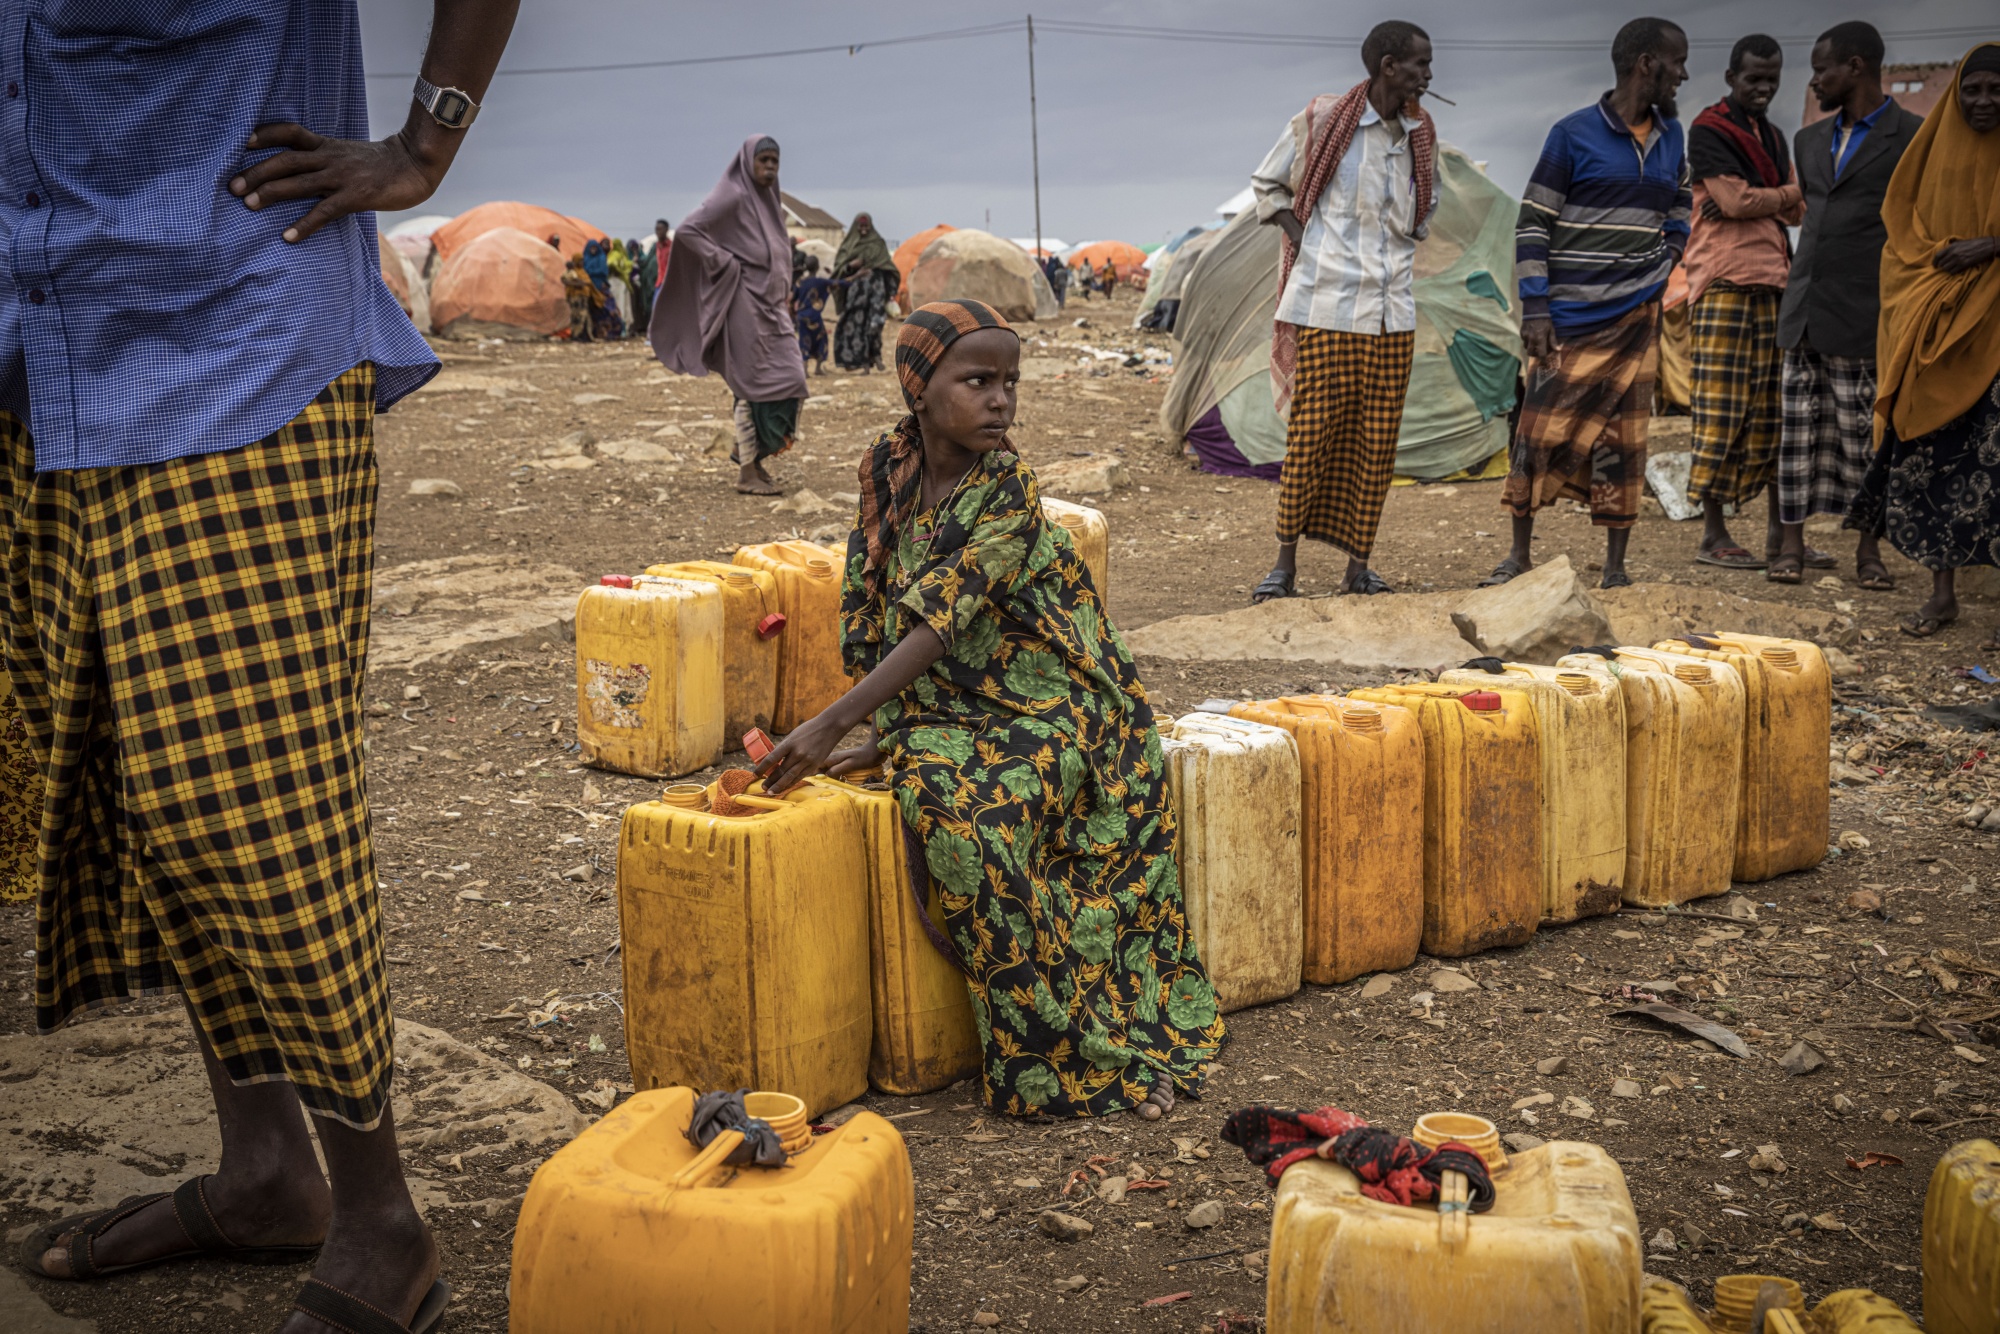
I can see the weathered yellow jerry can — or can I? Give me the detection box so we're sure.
[1229,696,1424,984]
[1266,1139,1642,1333]
[1559,648,1744,908]
[733,540,847,733]
[644,560,782,741]
[810,773,980,1097]
[1639,1275,1713,1333]
[573,576,724,778]
[1344,683,1541,958]
[1925,1138,2000,1334]
[1042,497,1110,597]
[508,1086,913,1333]
[618,781,869,1118]
[1440,663,1627,921]
[1653,633,1830,882]
[1813,1289,1923,1333]
[1160,712,1303,1011]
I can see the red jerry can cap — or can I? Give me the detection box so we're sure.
[742,728,774,762]
[600,574,634,588]
[1461,690,1504,712]
[756,612,788,639]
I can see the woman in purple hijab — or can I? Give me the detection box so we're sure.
[652,135,809,495]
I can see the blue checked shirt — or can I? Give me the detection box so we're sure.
[0,1,437,472]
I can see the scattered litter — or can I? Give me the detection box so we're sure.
[1845,1152,1904,1171]
[1141,1292,1194,1308]
[1609,1002,1751,1058]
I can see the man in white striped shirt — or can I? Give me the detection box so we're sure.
[1249,22,1437,603]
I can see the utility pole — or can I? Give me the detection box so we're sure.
[1027,15,1042,263]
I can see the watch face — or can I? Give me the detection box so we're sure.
[437,91,470,125]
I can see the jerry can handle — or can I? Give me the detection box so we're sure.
[1436,1169,1470,1249]
[668,1128,745,1191]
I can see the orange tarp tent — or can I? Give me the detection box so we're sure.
[1067,240,1148,281]
[893,224,956,304]
[431,202,610,263]
[429,227,569,337]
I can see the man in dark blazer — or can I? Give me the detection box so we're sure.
[1770,20,1927,587]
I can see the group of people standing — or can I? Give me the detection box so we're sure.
[793,213,901,376]
[1252,18,2000,649]
[559,228,668,344]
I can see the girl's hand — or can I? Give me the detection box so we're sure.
[826,724,884,778]
[753,711,852,794]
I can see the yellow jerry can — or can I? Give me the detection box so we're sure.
[1813,1289,1922,1333]
[1344,683,1541,958]
[1042,497,1110,598]
[1161,712,1304,1012]
[1440,663,1627,921]
[1653,634,1830,882]
[1266,1139,1642,1333]
[618,781,869,1118]
[1229,696,1424,984]
[1560,648,1744,908]
[644,560,781,741]
[1640,1275,1714,1333]
[508,1086,913,1334]
[1925,1138,2000,1334]
[810,773,980,1097]
[573,577,724,779]
[733,540,848,733]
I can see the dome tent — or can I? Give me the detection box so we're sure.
[1065,239,1148,282]
[907,228,1059,323]
[431,202,611,263]
[892,223,956,304]
[1161,144,1524,482]
[429,226,569,339]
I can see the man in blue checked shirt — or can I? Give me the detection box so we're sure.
[8,5,517,1332]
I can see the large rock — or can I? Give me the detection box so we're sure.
[1122,593,1472,676]
[1449,557,1610,664]
[1037,454,1127,496]
[1593,584,1857,649]
[0,1013,588,1217]
[372,555,583,669]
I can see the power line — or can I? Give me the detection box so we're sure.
[366,16,1995,78]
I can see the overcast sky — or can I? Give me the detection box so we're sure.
[365,2,1990,248]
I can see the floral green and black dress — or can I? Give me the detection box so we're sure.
[842,441,1225,1117]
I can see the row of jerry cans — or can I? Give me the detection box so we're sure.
[1161,634,1829,1007]
[572,501,1112,780]
[618,770,979,1118]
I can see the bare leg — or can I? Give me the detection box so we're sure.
[1601,527,1632,585]
[1698,496,1738,557]
[31,998,329,1276]
[279,1101,439,1334]
[1911,568,1958,627]
[1505,514,1535,571]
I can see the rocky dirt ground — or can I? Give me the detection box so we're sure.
[2,286,1996,1332]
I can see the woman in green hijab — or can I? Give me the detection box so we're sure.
[833,212,899,372]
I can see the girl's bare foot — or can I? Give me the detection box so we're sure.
[1134,1082,1176,1121]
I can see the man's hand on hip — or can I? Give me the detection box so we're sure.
[231,127,442,244]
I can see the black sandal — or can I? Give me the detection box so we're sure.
[19,1175,322,1281]
[1343,569,1395,595]
[293,1277,452,1334]
[1856,560,1895,591]
[1766,555,1803,585]
[1600,568,1634,589]
[1251,569,1297,604]
[1479,558,1524,588]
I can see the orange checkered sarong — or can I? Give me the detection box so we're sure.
[1273,327,1415,560]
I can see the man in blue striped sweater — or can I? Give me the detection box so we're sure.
[1487,17,1692,590]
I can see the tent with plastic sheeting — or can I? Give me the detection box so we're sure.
[893,224,956,304]
[1136,225,1219,327]
[796,238,836,274]
[378,237,431,336]
[429,226,569,339]
[908,229,1059,323]
[1161,144,1524,482]
[431,202,610,264]
[1065,239,1148,282]
[385,213,452,270]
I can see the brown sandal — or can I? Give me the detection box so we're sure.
[19,1176,321,1281]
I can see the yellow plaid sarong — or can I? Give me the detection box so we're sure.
[0,367,393,1129]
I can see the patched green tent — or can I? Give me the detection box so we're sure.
[1161,144,1523,481]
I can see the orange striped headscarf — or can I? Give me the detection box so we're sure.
[855,300,1018,596]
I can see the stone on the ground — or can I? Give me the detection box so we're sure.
[1428,969,1478,993]
[1183,1199,1226,1229]
[1823,646,1860,678]
[1536,1056,1569,1076]
[596,438,680,463]
[771,488,836,515]
[1511,1091,1554,1110]
[0,1012,587,1218]
[408,478,464,497]
[1450,556,1611,664]
[1648,1227,1678,1253]
[1779,1041,1826,1075]
[571,392,622,405]
[972,1313,1001,1328]
[1359,975,1395,1000]
[1503,1132,1546,1154]
[1611,1078,1642,1099]
[1038,1210,1094,1241]
[1122,593,1472,676]
[371,555,583,670]
[1593,583,1856,649]
[1036,454,1127,496]
[1560,1095,1595,1120]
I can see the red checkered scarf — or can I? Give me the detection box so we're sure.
[1270,83,1436,416]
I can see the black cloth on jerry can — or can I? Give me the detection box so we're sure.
[686,1089,787,1166]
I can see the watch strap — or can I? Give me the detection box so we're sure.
[413,74,479,130]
